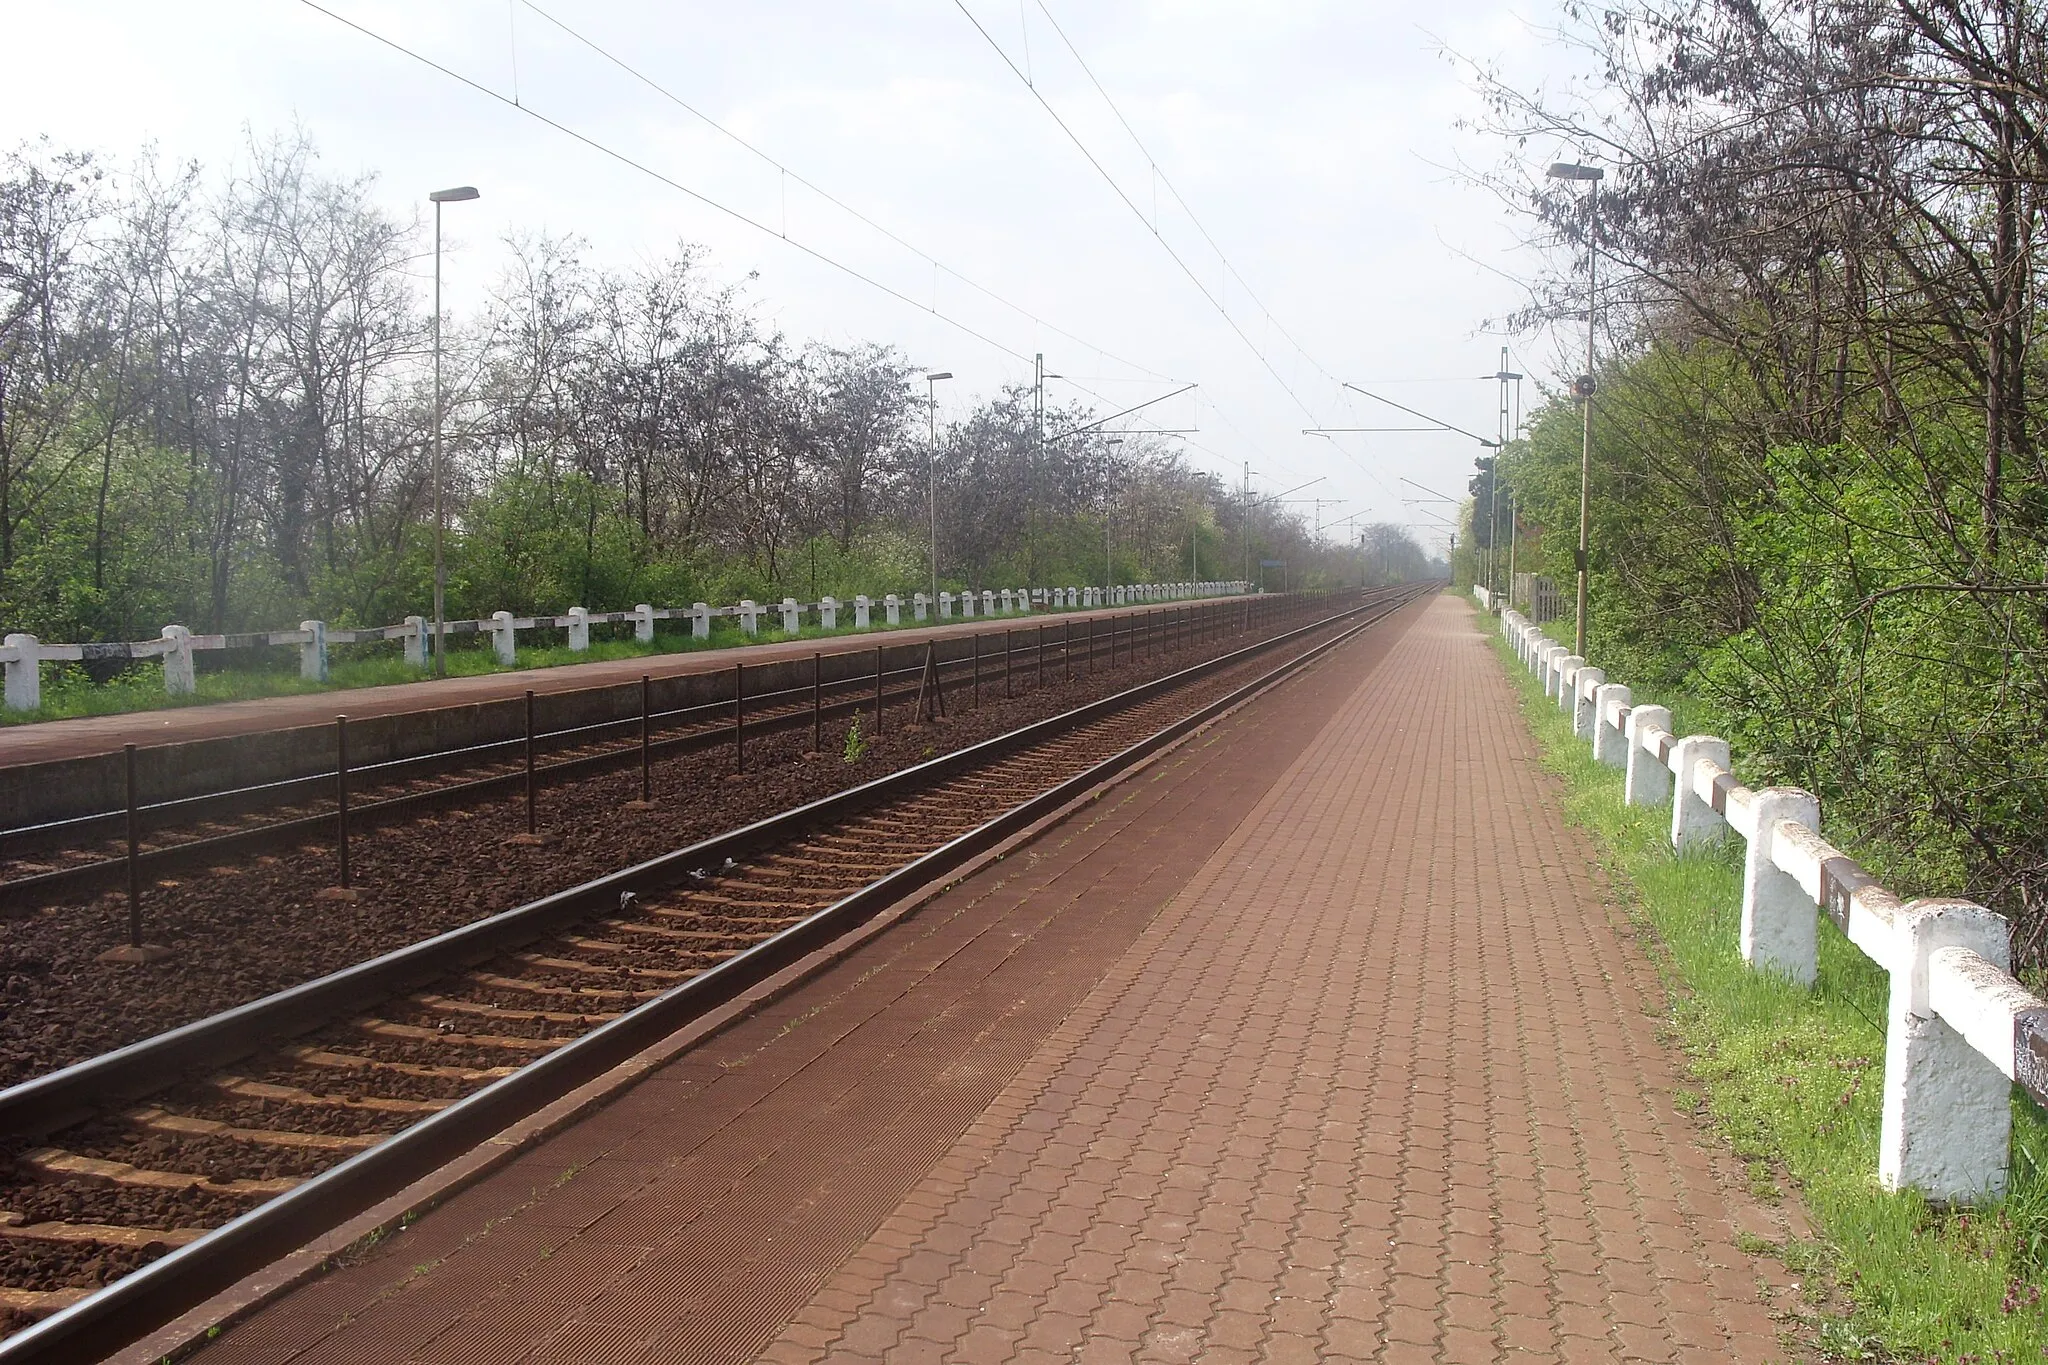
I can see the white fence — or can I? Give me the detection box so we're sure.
[0,581,1251,713]
[1492,592,2048,1206]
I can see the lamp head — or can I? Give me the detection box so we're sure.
[429,186,481,203]
[1546,162,1603,182]
[926,371,953,382]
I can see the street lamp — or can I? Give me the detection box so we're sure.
[925,371,952,602]
[428,184,480,677]
[1548,159,1602,656]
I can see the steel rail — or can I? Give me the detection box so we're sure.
[0,583,1432,1365]
[0,604,1253,906]
[5,604,1228,852]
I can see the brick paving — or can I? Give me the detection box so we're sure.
[189,595,1430,1365]
[754,595,1806,1365]
[188,594,1808,1364]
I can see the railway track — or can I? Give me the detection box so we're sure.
[0,601,1282,909]
[0,582,1433,1363]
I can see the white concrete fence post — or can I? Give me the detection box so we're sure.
[1668,734,1731,852]
[3,634,41,711]
[490,611,518,665]
[1554,655,1585,710]
[567,607,591,652]
[634,604,655,644]
[1624,704,1674,807]
[781,598,802,634]
[1001,589,1015,614]
[1592,684,1631,766]
[1881,899,2014,1203]
[300,620,329,682]
[939,592,954,619]
[404,615,429,669]
[961,590,976,618]
[160,625,196,696]
[690,603,711,640]
[738,601,760,636]
[913,592,929,622]
[855,595,872,629]
[981,590,995,616]
[1741,788,1823,985]
[1571,666,1605,738]
[819,596,839,630]
[885,594,902,626]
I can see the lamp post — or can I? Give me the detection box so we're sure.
[428,185,480,677]
[925,370,952,602]
[1548,159,1602,657]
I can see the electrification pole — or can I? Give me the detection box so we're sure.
[1548,160,1603,656]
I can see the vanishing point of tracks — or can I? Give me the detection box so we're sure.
[0,583,1433,1363]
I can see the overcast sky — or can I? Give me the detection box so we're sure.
[2,0,1582,554]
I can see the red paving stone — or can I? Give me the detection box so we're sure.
[185,595,1810,1364]
[751,595,1809,1365]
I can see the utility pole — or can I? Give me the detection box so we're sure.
[926,370,952,602]
[1490,346,1508,595]
[1548,159,1604,656]
[1240,462,1250,588]
[1032,353,1044,585]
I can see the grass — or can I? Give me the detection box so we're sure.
[1488,623,2048,1364]
[1,609,1048,726]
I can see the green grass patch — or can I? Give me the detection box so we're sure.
[0,610,1047,726]
[1489,626,2048,1364]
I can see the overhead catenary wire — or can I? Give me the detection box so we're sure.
[948,0,1329,430]
[298,0,1155,376]
[515,0,1175,385]
[1026,1,1348,396]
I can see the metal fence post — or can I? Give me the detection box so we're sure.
[873,646,884,734]
[125,743,141,949]
[640,675,652,803]
[733,663,745,773]
[336,715,351,888]
[812,652,823,752]
[525,689,538,834]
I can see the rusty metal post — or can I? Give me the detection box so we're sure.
[733,663,745,773]
[1005,629,1013,699]
[124,743,141,949]
[1063,622,1071,683]
[972,632,980,708]
[1037,624,1045,687]
[336,716,351,888]
[812,652,823,752]
[873,646,884,733]
[525,689,538,835]
[639,675,652,803]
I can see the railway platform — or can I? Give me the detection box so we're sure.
[163,594,1807,1364]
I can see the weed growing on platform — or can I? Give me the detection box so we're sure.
[1488,627,2048,1364]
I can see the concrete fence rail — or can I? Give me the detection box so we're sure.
[1486,591,2048,1205]
[0,581,1251,713]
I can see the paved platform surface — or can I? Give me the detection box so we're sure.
[0,600,1208,766]
[189,595,1808,1364]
